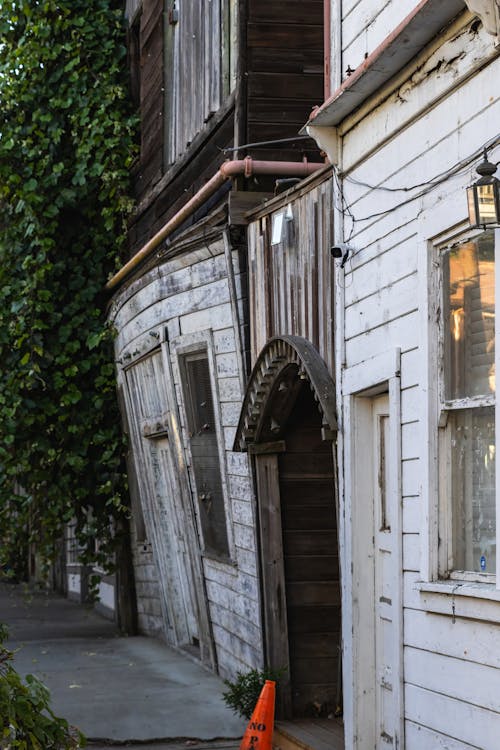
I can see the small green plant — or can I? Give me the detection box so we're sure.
[222,667,286,720]
[0,625,85,749]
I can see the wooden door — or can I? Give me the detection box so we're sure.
[124,352,201,653]
[372,394,398,747]
[148,438,200,649]
[274,384,340,718]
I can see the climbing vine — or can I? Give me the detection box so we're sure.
[0,1,137,578]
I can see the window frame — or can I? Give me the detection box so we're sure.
[172,333,235,566]
[437,227,499,585]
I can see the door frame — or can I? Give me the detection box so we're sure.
[343,348,404,749]
[233,335,339,719]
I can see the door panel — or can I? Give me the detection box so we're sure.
[372,394,397,747]
[278,385,340,718]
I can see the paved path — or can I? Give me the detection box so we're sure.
[0,583,244,746]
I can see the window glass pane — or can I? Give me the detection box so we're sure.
[182,354,229,558]
[444,232,495,400]
[450,407,496,574]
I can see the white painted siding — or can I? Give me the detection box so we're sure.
[342,0,418,77]
[337,10,500,747]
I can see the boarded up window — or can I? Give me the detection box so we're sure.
[181,352,229,558]
[164,0,235,164]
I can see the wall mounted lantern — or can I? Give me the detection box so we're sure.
[467,149,500,228]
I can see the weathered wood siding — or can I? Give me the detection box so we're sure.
[246,0,324,162]
[165,0,237,165]
[128,0,325,257]
[338,8,500,747]
[109,227,263,678]
[135,0,164,195]
[130,533,163,637]
[247,171,334,371]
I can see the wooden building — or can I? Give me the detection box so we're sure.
[106,0,326,679]
[303,0,500,747]
[109,1,500,748]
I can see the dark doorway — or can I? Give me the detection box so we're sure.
[277,382,340,718]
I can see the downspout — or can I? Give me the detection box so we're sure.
[106,157,322,291]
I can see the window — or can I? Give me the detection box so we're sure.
[180,351,229,559]
[164,0,236,165]
[439,229,497,580]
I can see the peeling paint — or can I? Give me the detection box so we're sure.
[396,26,472,103]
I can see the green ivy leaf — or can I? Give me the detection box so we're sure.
[0,0,137,583]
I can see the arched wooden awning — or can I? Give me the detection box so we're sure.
[233,335,337,451]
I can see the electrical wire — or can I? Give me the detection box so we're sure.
[337,134,500,231]
[219,135,314,154]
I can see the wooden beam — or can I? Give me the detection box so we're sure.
[248,440,286,455]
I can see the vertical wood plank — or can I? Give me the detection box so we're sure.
[254,452,292,717]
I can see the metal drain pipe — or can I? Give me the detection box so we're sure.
[105,157,323,291]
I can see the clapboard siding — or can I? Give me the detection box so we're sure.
[405,721,479,750]
[400,347,420,389]
[405,684,500,750]
[110,224,262,678]
[342,0,418,75]
[342,13,492,159]
[339,10,500,745]
[401,422,419,461]
[345,308,420,366]
[345,272,418,340]
[405,609,500,669]
[403,497,420,534]
[405,646,500,713]
[130,532,163,637]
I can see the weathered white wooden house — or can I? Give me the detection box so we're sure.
[301,0,500,747]
[107,0,500,747]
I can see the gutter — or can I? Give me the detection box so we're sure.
[106,158,323,292]
[307,0,466,128]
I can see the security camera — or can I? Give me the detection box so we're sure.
[330,243,352,257]
[330,243,355,267]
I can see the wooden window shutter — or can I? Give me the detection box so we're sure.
[182,353,229,558]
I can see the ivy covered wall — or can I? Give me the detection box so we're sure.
[0,0,137,577]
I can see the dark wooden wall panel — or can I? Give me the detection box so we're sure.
[248,173,335,373]
[245,0,324,161]
[279,384,340,717]
[128,0,325,258]
[136,0,164,197]
[129,113,235,254]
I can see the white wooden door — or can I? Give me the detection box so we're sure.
[151,438,199,646]
[372,394,398,747]
[124,352,200,651]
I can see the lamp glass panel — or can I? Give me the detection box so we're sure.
[477,184,498,225]
[467,185,478,225]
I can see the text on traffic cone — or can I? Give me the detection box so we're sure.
[239,680,276,750]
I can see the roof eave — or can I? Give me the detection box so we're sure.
[307,0,466,128]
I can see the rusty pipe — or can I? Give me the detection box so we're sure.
[106,158,322,291]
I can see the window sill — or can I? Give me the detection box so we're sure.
[415,580,500,624]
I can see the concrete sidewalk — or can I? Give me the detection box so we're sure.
[0,583,245,746]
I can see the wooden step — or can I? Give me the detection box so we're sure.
[273,719,344,750]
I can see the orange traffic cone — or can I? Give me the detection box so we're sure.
[239,680,276,750]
